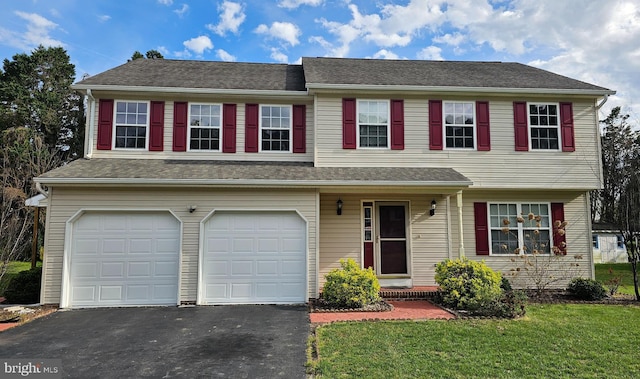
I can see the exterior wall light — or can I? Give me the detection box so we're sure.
[430,199,437,216]
[337,198,343,215]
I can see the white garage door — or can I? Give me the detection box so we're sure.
[201,212,306,304]
[68,212,180,308]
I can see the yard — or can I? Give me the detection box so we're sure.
[0,261,40,297]
[309,304,640,378]
[595,263,637,296]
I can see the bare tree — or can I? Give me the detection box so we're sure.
[0,128,61,282]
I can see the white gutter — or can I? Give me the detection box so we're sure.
[85,89,96,158]
[72,84,311,98]
[596,94,610,110]
[306,83,617,97]
[34,177,473,188]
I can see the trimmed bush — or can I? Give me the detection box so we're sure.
[323,258,380,308]
[567,277,607,300]
[4,267,41,304]
[481,290,528,318]
[435,258,502,311]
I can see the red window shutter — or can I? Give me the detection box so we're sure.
[551,203,567,255]
[342,98,356,149]
[476,101,491,151]
[390,99,404,150]
[172,102,188,152]
[149,101,164,151]
[560,102,575,152]
[429,100,443,150]
[293,104,306,153]
[245,103,259,153]
[97,99,113,150]
[474,202,490,255]
[513,101,529,151]
[222,103,236,153]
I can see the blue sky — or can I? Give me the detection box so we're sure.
[1,0,639,122]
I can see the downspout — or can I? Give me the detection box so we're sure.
[85,89,96,158]
[596,94,609,110]
[35,182,49,198]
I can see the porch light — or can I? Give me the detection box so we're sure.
[430,199,437,216]
[337,198,343,215]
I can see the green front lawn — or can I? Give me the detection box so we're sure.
[595,263,637,295]
[310,304,640,378]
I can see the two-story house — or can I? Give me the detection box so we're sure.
[34,57,614,308]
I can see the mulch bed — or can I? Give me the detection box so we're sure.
[310,299,394,313]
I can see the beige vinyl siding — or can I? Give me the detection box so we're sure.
[451,190,592,288]
[41,187,317,305]
[314,94,601,189]
[317,193,449,290]
[89,94,314,162]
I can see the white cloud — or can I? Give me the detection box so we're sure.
[270,48,289,63]
[313,18,360,57]
[98,15,111,23]
[371,49,401,60]
[183,35,213,55]
[278,0,323,9]
[216,49,236,62]
[207,1,245,36]
[158,0,173,5]
[0,11,65,50]
[156,46,170,56]
[174,4,189,17]
[417,46,443,60]
[255,22,301,46]
[49,8,61,18]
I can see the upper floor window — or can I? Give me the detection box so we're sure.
[261,105,291,152]
[489,202,552,255]
[592,234,599,249]
[444,101,475,149]
[189,103,221,151]
[358,100,389,148]
[529,103,559,150]
[114,101,148,149]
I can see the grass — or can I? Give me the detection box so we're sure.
[0,261,41,297]
[309,304,640,378]
[595,263,637,296]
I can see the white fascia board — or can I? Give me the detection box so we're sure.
[72,84,310,98]
[34,177,473,188]
[305,83,617,97]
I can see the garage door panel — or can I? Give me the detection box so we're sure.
[201,212,306,304]
[69,212,180,307]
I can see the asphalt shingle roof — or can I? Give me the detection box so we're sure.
[301,57,611,92]
[36,159,472,187]
[74,57,612,94]
[76,59,306,91]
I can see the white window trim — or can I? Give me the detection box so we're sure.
[488,202,553,256]
[356,99,391,150]
[443,100,477,151]
[112,100,150,150]
[527,102,561,151]
[259,104,293,153]
[187,102,223,152]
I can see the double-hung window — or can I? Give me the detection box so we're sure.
[114,101,148,149]
[529,103,559,150]
[444,101,475,149]
[189,103,222,151]
[261,105,291,152]
[358,100,389,148]
[489,203,552,255]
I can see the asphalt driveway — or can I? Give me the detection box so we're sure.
[0,305,309,378]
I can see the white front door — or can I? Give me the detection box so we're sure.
[200,211,307,304]
[67,212,180,308]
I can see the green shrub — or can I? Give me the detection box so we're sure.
[480,290,528,318]
[435,258,502,311]
[500,277,513,292]
[323,258,380,308]
[4,267,42,304]
[567,277,607,300]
